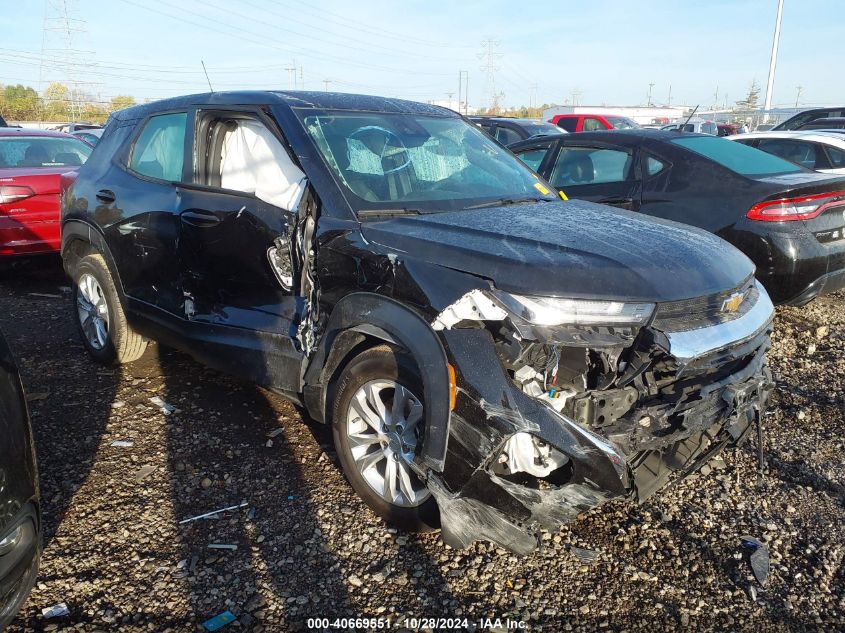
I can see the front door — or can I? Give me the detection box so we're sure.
[174,108,307,390]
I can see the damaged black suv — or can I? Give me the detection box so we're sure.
[61,91,774,553]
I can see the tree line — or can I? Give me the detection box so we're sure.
[0,82,136,124]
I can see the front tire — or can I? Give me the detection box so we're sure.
[332,345,439,532]
[72,253,147,365]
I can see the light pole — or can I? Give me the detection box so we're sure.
[763,0,785,120]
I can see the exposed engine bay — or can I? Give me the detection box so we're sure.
[422,278,774,554]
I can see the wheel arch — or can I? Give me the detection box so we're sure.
[61,220,126,304]
[303,292,450,472]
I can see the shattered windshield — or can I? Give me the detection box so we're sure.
[298,110,557,213]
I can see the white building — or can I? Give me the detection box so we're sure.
[541,105,688,125]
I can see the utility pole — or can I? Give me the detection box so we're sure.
[713,85,719,110]
[322,79,331,92]
[794,85,802,108]
[458,70,469,115]
[571,89,582,107]
[667,84,672,106]
[284,62,296,90]
[529,83,539,112]
[478,38,502,112]
[647,82,655,107]
[41,0,93,122]
[299,65,304,89]
[763,0,785,120]
[446,92,454,110]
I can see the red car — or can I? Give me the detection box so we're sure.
[549,113,640,133]
[0,128,92,258]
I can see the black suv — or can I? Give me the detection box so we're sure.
[62,91,773,553]
[0,328,40,629]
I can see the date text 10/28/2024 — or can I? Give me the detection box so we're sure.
[306,617,529,630]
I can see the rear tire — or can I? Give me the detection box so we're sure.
[332,345,440,532]
[72,254,147,365]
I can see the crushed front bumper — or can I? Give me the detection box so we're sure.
[426,292,773,554]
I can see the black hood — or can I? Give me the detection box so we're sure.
[361,200,755,302]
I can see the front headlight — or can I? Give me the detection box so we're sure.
[493,291,654,327]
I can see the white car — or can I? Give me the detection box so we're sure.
[660,119,718,135]
[730,130,845,175]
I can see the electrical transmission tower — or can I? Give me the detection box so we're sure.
[478,38,504,112]
[40,0,94,121]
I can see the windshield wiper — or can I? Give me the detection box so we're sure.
[357,208,423,219]
[462,196,552,210]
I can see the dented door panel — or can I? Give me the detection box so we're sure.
[176,186,297,329]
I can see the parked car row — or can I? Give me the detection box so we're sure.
[0,95,841,622]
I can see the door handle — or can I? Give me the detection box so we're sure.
[180,210,221,228]
[96,189,115,204]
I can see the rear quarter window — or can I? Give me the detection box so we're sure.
[671,135,803,176]
[129,112,188,181]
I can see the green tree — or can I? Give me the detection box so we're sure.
[109,95,136,112]
[2,84,39,120]
[42,82,72,120]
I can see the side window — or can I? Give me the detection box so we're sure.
[554,117,578,133]
[757,139,817,170]
[549,146,633,187]
[582,117,604,132]
[825,145,845,168]
[477,122,495,137]
[645,155,669,177]
[494,126,522,146]
[515,143,553,172]
[129,112,188,181]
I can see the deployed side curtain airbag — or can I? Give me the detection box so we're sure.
[220,120,306,211]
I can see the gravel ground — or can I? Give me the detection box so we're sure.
[1,264,843,632]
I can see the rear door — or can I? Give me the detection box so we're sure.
[542,139,641,209]
[101,110,190,318]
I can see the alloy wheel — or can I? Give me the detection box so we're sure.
[76,273,110,350]
[345,379,430,507]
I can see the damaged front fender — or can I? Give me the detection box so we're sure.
[428,328,630,554]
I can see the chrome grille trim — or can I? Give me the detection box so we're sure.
[664,281,774,361]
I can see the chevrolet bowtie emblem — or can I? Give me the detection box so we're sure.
[721,292,745,313]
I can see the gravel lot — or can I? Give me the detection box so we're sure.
[2,263,843,632]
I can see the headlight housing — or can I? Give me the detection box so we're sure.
[492,291,654,327]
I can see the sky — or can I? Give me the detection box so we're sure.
[0,0,842,111]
